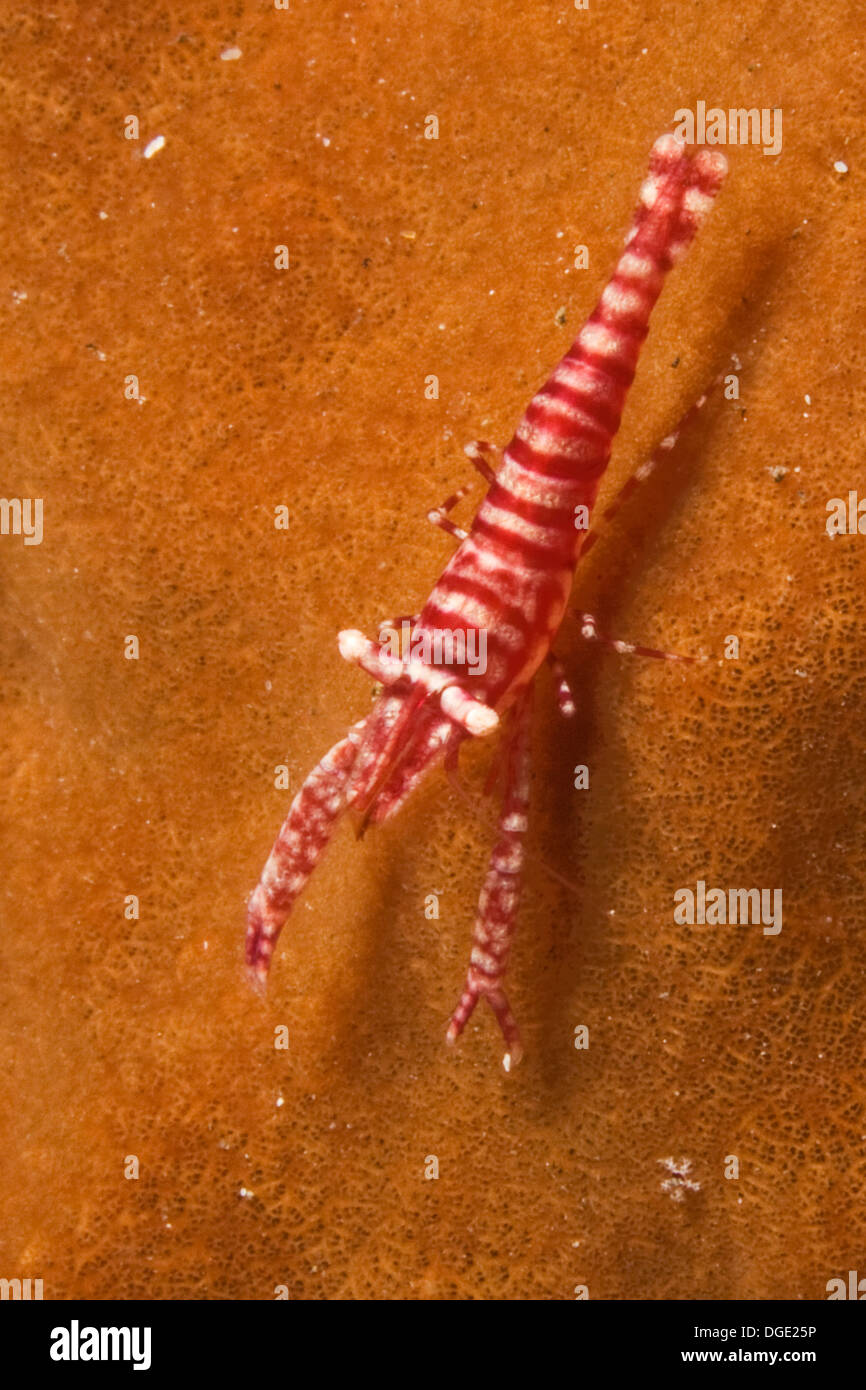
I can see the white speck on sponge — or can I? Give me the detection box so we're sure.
[221,47,242,61]
[143,135,166,159]
[834,160,849,174]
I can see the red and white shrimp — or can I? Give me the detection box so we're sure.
[245,132,727,1069]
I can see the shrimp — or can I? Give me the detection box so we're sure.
[245,132,728,1069]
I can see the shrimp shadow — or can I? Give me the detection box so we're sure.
[531,236,789,1099]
